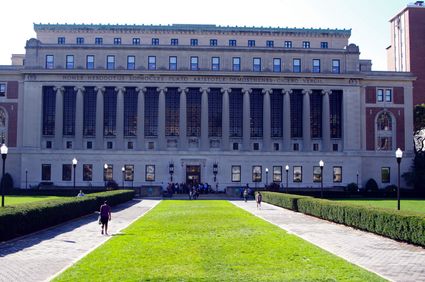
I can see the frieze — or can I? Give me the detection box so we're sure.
[25,73,361,86]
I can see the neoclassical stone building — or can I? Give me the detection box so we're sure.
[0,23,415,190]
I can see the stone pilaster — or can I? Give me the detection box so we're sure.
[243,88,251,151]
[201,88,209,150]
[53,86,64,149]
[115,87,125,150]
[322,89,331,152]
[136,87,145,150]
[74,86,84,150]
[221,88,230,151]
[179,88,187,150]
[95,87,105,150]
[283,89,292,151]
[302,89,312,151]
[158,87,166,150]
[262,89,271,151]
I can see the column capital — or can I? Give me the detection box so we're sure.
[53,86,64,93]
[321,89,332,95]
[181,87,189,94]
[74,86,85,93]
[135,87,145,93]
[157,88,166,93]
[115,87,125,93]
[302,89,312,95]
[242,88,251,94]
[94,86,105,93]
[282,89,293,95]
[200,87,210,93]
[221,88,231,94]
[262,89,272,95]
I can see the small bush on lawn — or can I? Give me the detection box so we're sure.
[0,190,134,242]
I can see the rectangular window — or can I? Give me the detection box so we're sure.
[273,58,281,72]
[83,164,93,181]
[377,89,384,102]
[152,38,159,45]
[381,167,390,183]
[66,55,74,69]
[231,165,241,182]
[229,39,237,46]
[170,38,178,45]
[273,166,282,182]
[385,89,392,102]
[86,55,94,69]
[190,39,198,46]
[0,83,6,96]
[252,165,262,183]
[332,59,340,74]
[113,37,121,45]
[146,165,155,181]
[148,56,156,70]
[266,40,274,47]
[57,37,65,44]
[107,55,115,70]
[210,39,217,46]
[190,56,198,70]
[293,58,301,73]
[273,143,279,151]
[42,164,51,181]
[253,143,259,151]
[248,40,256,47]
[313,166,322,183]
[321,42,328,48]
[302,41,310,48]
[46,141,52,149]
[66,141,72,149]
[293,143,299,151]
[253,58,261,72]
[284,41,292,48]
[232,57,240,71]
[126,141,133,150]
[333,143,339,151]
[333,166,342,183]
[124,164,134,181]
[104,164,113,181]
[127,56,135,70]
[293,166,302,182]
[312,59,321,73]
[313,143,319,151]
[76,37,84,44]
[86,141,92,149]
[232,142,239,150]
[62,164,72,181]
[169,56,177,70]
[107,141,114,149]
[95,37,103,45]
[132,38,140,45]
[211,57,220,71]
[46,55,54,69]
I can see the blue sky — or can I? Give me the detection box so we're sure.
[0,0,408,70]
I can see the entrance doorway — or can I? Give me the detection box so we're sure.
[186,165,201,185]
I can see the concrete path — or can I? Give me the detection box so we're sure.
[0,199,160,282]
[232,200,425,282]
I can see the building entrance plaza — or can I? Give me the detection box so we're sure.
[0,22,415,191]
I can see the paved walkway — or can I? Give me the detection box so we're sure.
[0,199,160,282]
[232,200,425,282]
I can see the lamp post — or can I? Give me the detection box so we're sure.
[104,163,108,188]
[1,144,8,207]
[265,168,269,188]
[319,160,324,198]
[121,166,125,189]
[72,158,77,190]
[285,165,289,193]
[396,148,403,210]
[169,162,174,182]
[213,162,218,182]
[25,169,28,189]
[356,171,359,188]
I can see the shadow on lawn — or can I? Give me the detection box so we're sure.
[0,199,142,257]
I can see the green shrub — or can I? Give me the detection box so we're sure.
[262,191,425,247]
[365,178,379,192]
[0,190,134,242]
[345,182,358,194]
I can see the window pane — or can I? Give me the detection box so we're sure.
[381,167,390,183]
[273,166,282,182]
[83,164,93,181]
[333,166,342,182]
[232,165,241,182]
[293,166,302,182]
[252,166,262,182]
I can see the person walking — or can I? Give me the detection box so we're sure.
[256,191,262,209]
[99,200,111,235]
[243,188,249,202]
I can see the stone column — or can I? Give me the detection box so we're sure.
[179,88,187,150]
[158,87,166,150]
[54,86,64,149]
[221,88,230,151]
[322,89,331,152]
[201,88,209,150]
[136,87,145,150]
[283,89,292,151]
[95,87,105,150]
[262,89,271,151]
[115,87,125,150]
[243,88,251,151]
[74,86,84,150]
[302,89,312,151]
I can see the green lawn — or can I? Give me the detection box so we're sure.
[54,200,384,282]
[4,195,64,206]
[335,199,425,214]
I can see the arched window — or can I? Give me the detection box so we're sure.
[376,111,394,151]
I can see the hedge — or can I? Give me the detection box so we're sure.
[0,189,134,242]
[262,192,425,247]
